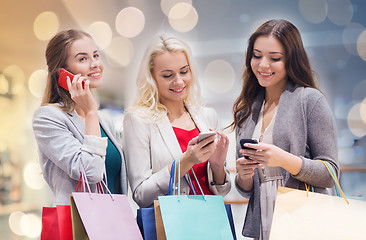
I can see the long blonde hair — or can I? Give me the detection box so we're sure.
[129,35,202,121]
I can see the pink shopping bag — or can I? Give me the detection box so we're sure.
[71,192,142,240]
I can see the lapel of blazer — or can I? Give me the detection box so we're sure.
[156,115,182,160]
[186,104,209,133]
[156,104,209,160]
[66,110,85,140]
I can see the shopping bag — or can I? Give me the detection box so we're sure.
[225,204,237,240]
[70,166,143,240]
[136,207,157,240]
[41,205,73,240]
[154,200,166,240]
[154,200,236,240]
[70,195,88,240]
[269,186,366,240]
[71,192,142,240]
[158,158,234,240]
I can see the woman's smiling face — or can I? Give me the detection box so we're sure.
[66,36,104,89]
[152,51,191,105]
[251,35,287,91]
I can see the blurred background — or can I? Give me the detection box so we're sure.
[1,0,366,239]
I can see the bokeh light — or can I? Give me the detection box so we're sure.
[337,129,356,148]
[204,60,235,94]
[361,98,366,125]
[28,69,47,98]
[87,21,112,50]
[23,162,46,190]
[327,0,353,26]
[3,65,25,95]
[196,0,231,17]
[168,3,198,33]
[347,103,366,138]
[338,147,355,164]
[115,7,145,38]
[299,0,327,24]
[352,79,366,101]
[334,95,352,119]
[104,37,134,68]
[9,211,26,236]
[0,73,9,95]
[323,32,350,69]
[161,0,192,16]
[33,11,59,41]
[342,22,365,56]
[357,30,366,62]
[21,213,42,238]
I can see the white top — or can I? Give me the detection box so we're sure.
[252,102,284,240]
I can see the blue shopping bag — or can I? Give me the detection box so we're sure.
[158,159,234,240]
[136,208,157,240]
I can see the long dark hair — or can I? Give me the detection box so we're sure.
[41,29,92,112]
[230,19,319,130]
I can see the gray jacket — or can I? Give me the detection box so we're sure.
[32,105,128,206]
[235,81,339,238]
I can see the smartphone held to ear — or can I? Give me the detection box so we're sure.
[58,68,84,91]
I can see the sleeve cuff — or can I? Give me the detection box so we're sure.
[82,135,108,156]
[235,175,253,198]
[207,163,231,196]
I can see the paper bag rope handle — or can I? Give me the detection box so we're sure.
[168,158,206,201]
[305,160,349,204]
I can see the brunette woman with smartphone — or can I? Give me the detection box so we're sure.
[32,29,127,206]
[231,20,339,240]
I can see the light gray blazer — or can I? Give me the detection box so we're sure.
[32,104,128,206]
[235,81,339,238]
[122,104,231,208]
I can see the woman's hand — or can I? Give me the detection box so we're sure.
[66,74,100,137]
[236,154,262,191]
[208,131,229,185]
[241,142,303,175]
[66,75,98,114]
[172,135,216,178]
[183,135,217,165]
[208,132,229,169]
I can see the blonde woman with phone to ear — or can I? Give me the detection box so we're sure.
[32,29,127,206]
[122,35,231,208]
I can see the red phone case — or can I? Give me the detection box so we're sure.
[58,68,85,91]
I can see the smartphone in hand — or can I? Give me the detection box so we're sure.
[58,68,84,91]
[240,139,258,160]
[197,131,216,147]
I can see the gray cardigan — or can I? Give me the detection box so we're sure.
[32,104,128,205]
[235,81,339,238]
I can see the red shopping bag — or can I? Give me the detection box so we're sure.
[41,205,73,240]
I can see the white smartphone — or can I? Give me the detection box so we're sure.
[197,131,216,143]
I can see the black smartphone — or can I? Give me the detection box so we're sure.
[240,139,258,160]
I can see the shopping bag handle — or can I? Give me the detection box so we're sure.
[168,158,206,201]
[305,160,349,204]
[78,164,115,201]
